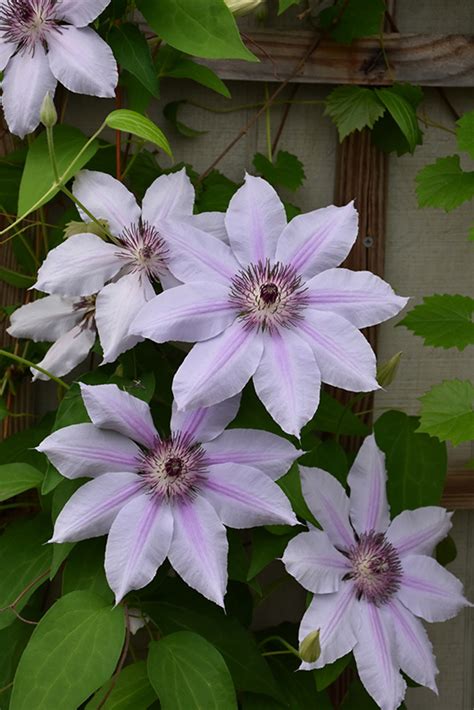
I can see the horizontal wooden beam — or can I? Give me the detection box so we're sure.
[202,31,474,87]
[442,471,474,510]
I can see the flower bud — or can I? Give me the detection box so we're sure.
[224,0,265,16]
[299,629,321,663]
[64,219,109,240]
[40,92,58,129]
[377,351,403,388]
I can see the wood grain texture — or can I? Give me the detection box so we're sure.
[201,32,474,87]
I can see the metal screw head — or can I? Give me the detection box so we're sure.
[363,236,374,248]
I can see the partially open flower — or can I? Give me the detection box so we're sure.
[224,0,265,15]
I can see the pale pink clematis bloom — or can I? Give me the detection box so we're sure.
[282,435,471,710]
[33,168,225,365]
[39,384,299,606]
[0,0,117,138]
[7,293,97,380]
[132,174,408,437]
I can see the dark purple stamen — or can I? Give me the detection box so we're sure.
[345,530,402,606]
[0,0,60,54]
[165,457,184,477]
[260,282,279,304]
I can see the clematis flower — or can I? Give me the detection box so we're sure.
[132,174,408,437]
[7,293,96,380]
[0,0,117,138]
[33,168,225,365]
[39,383,299,606]
[282,435,471,710]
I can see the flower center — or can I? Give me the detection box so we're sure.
[0,0,59,52]
[229,260,309,332]
[119,221,168,281]
[138,433,207,500]
[347,531,402,606]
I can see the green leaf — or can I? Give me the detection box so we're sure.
[416,155,474,211]
[302,390,370,441]
[436,535,457,567]
[278,464,316,524]
[300,439,349,486]
[252,151,306,191]
[163,55,231,98]
[105,110,172,156]
[456,110,474,160]
[109,24,159,96]
[399,294,474,350]
[10,591,125,710]
[49,478,85,576]
[87,661,156,709]
[196,169,239,212]
[418,379,474,446]
[374,410,447,515]
[144,580,279,699]
[314,654,351,691]
[324,86,385,141]
[147,631,238,709]
[0,620,33,707]
[319,0,385,44]
[267,656,332,709]
[163,101,207,138]
[278,0,300,13]
[0,516,52,630]
[0,412,54,470]
[342,679,379,708]
[0,266,34,288]
[137,0,256,61]
[0,148,26,214]
[0,463,43,501]
[247,528,297,580]
[62,539,113,603]
[18,125,99,216]
[372,84,423,156]
[375,87,421,153]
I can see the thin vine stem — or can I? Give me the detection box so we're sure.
[0,350,70,389]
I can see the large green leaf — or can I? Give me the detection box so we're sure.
[418,379,474,446]
[137,0,256,61]
[375,87,421,153]
[0,516,52,630]
[302,391,370,440]
[372,84,423,156]
[86,661,156,710]
[0,266,35,288]
[105,110,172,156]
[0,620,33,707]
[18,125,99,216]
[159,48,231,98]
[319,0,385,44]
[62,539,113,603]
[374,410,447,515]
[10,591,125,710]
[325,86,385,141]
[247,528,297,580]
[147,631,238,709]
[0,463,43,501]
[109,24,160,96]
[399,294,474,350]
[144,580,280,699]
[416,155,474,211]
[456,109,474,160]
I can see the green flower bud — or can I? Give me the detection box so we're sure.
[64,219,109,240]
[377,351,403,388]
[40,92,58,129]
[299,629,321,663]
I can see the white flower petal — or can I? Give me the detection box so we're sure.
[170,395,241,444]
[80,383,158,448]
[306,268,408,328]
[168,496,228,607]
[96,272,155,364]
[282,529,350,594]
[37,423,141,479]
[2,46,57,138]
[386,507,453,558]
[225,174,286,266]
[300,466,354,551]
[7,295,80,342]
[202,463,297,528]
[73,170,141,236]
[347,435,390,535]
[353,601,406,710]
[47,26,117,98]
[141,169,195,225]
[34,234,123,297]
[253,329,321,437]
[0,40,15,71]
[51,472,143,543]
[55,0,112,26]
[33,324,95,380]
[190,212,228,243]
[105,494,174,603]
